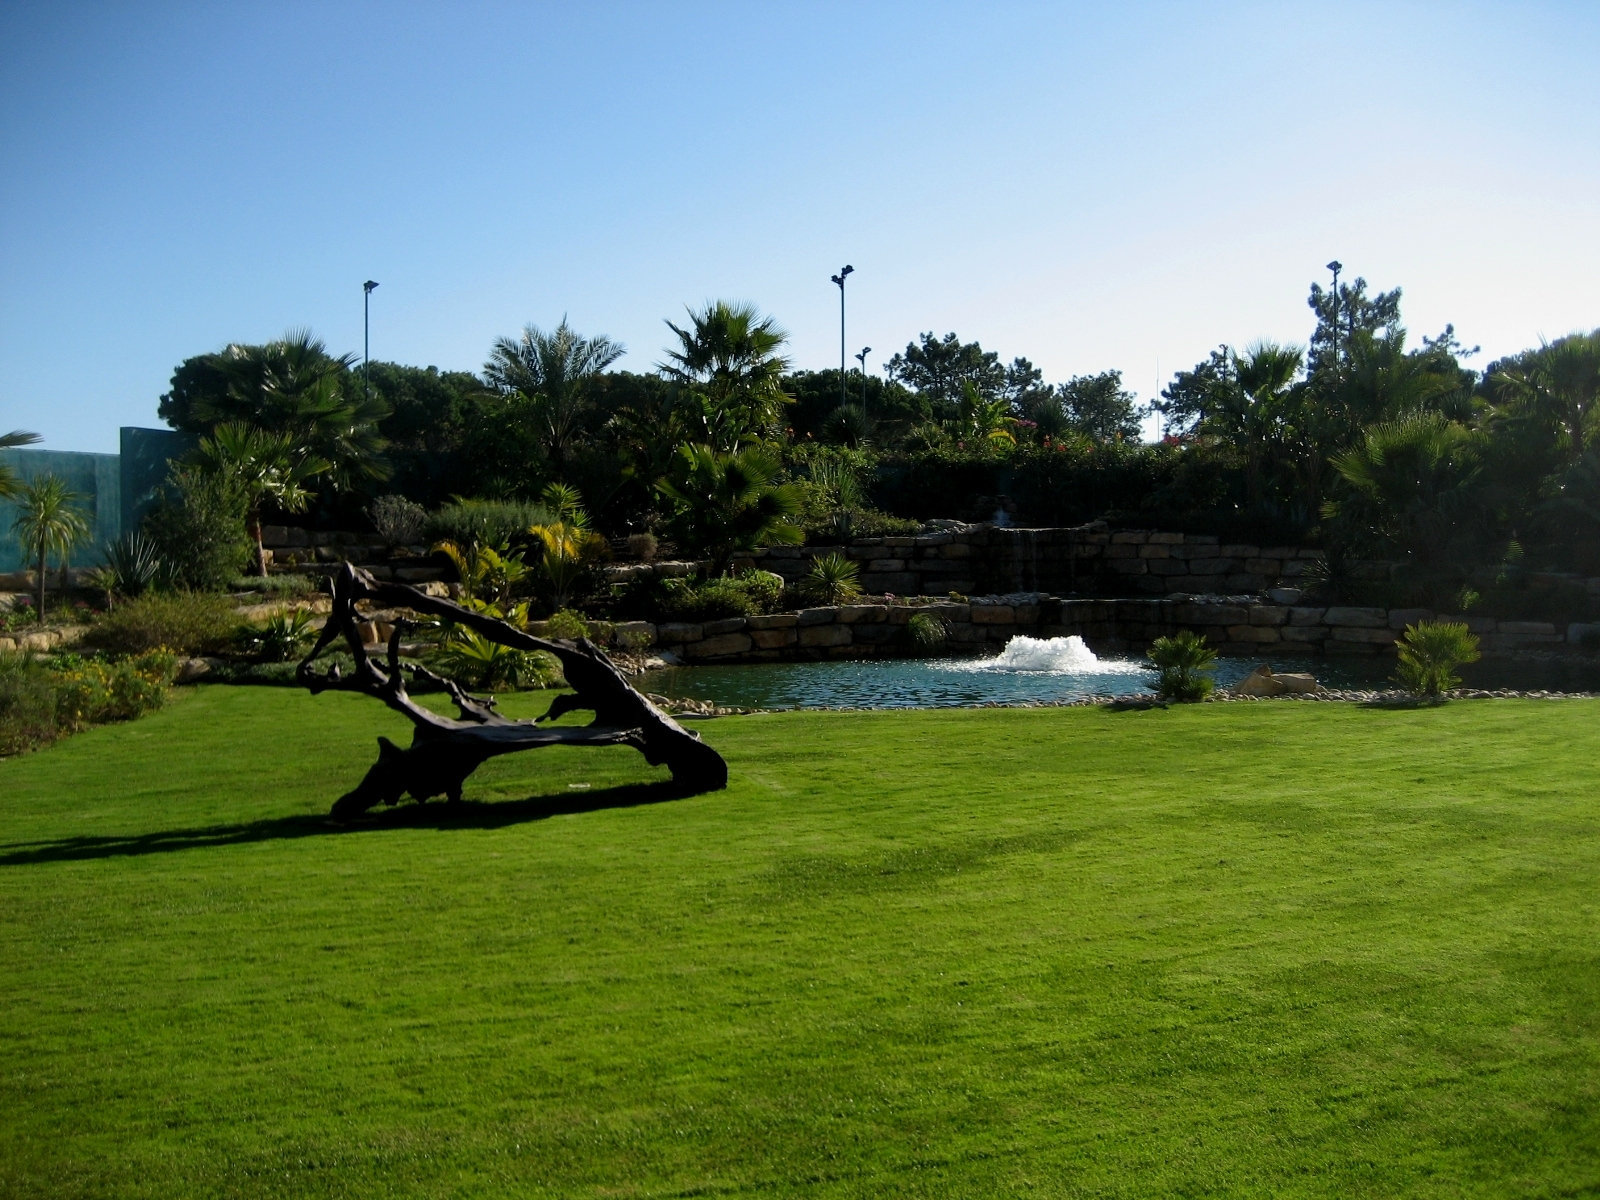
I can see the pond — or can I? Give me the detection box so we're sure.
[641,635,1600,710]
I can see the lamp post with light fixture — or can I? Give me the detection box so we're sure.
[363,280,379,402]
[831,265,854,410]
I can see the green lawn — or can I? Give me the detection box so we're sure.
[2,687,1598,1198]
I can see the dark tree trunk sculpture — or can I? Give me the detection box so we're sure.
[298,564,727,819]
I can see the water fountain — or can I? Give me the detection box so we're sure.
[643,634,1376,710]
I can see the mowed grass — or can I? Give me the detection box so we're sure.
[1,688,1598,1198]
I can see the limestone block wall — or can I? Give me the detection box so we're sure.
[734,525,1327,598]
[630,598,1579,665]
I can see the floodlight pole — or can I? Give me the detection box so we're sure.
[855,346,871,423]
[363,280,379,401]
[1325,261,1341,370]
[831,264,853,410]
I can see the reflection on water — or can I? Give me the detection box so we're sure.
[642,635,1600,711]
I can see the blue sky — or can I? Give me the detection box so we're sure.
[2,1,1597,453]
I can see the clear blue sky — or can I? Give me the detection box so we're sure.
[2,1,1596,453]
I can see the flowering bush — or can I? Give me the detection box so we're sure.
[0,648,177,755]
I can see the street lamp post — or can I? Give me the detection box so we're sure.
[363,280,379,401]
[830,264,854,410]
[1325,261,1341,369]
[854,346,871,422]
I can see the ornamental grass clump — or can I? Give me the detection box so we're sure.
[1147,630,1217,702]
[1393,619,1480,699]
[906,611,949,653]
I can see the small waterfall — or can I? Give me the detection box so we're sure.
[1000,527,1040,592]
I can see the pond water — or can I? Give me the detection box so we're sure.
[641,635,1600,710]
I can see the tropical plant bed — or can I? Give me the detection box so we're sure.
[2,690,1598,1197]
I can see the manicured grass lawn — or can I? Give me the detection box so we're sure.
[2,687,1598,1198]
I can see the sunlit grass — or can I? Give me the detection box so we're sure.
[1,688,1597,1197]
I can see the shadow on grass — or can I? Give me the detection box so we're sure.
[0,779,698,867]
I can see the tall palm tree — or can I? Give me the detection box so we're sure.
[11,474,89,620]
[659,301,792,450]
[1493,329,1600,463]
[0,429,42,501]
[214,330,390,490]
[190,422,329,576]
[483,318,624,478]
[1200,341,1303,509]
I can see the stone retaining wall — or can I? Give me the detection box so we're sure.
[733,524,1331,598]
[586,598,1584,664]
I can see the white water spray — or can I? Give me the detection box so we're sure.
[951,635,1124,675]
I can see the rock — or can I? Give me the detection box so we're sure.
[1276,672,1323,694]
[1233,664,1286,697]
[1266,587,1303,605]
[175,657,212,684]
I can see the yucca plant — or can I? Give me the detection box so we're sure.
[1393,620,1480,699]
[240,608,317,662]
[805,552,862,606]
[1147,630,1217,702]
[92,532,165,606]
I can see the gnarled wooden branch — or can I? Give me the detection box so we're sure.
[298,564,727,819]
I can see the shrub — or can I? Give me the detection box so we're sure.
[648,571,791,621]
[428,632,562,692]
[1393,620,1481,699]
[366,494,428,548]
[83,591,242,657]
[625,532,658,562]
[0,649,176,755]
[142,465,253,591]
[804,552,862,606]
[0,653,59,755]
[1147,630,1217,702]
[427,499,554,550]
[542,609,589,641]
[906,611,949,653]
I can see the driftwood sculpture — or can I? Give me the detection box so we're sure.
[298,564,727,819]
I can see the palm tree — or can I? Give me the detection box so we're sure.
[1200,341,1303,509]
[214,330,391,491]
[0,429,42,501]
[657,444,803,575]
[659,301,792,450]
[484,319,625,478]
[951,380,1019,447]
[11,475,89,620]
[1492,329,1600,463]
[190,422,329,576]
